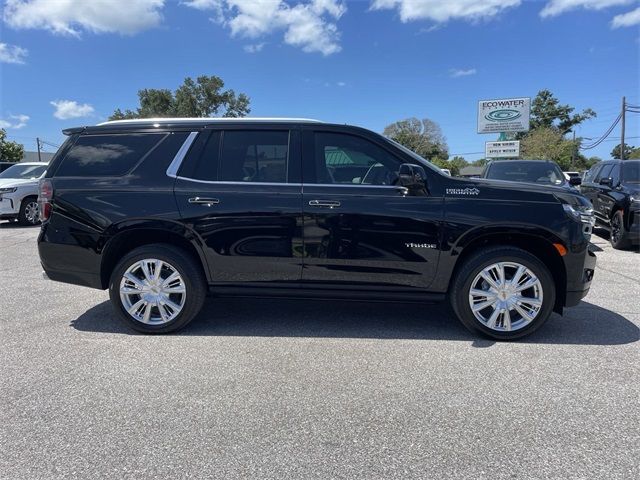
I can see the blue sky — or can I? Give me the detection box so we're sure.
[1,0,639,162]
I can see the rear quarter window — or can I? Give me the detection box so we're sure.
[55,133,166,177]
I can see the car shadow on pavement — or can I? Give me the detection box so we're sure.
[71,297,639,347]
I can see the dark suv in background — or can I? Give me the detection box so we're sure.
[482,159,581,192]
[38,118,596,340]
[580,159,640,249]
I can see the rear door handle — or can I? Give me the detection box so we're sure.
[309,200,341,208]
[188,197,220,206]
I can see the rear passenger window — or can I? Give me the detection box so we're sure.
[219,131,289,183]
[57,133,165,176]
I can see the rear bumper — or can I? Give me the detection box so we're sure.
[564,245,597,307]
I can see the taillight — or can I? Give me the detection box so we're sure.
[38,179,53,221]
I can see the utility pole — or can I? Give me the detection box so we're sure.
[571,131,576,168]
[620,96,626,160]
[36,137,42,162]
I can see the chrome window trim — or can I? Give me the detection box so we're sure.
[166,131,199,178]
[173,176,401,190]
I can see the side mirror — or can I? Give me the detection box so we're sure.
[599,177,613,187]
[397,163,428,195]
[569,176,582,186]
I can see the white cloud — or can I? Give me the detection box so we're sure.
[611,6,640,26]
[370,0,521,23]
[3,0,165,36]
[449,68,477,78]
[243,42,265,53]
[540,0,633,17]
[0,42,28,64]
[0,114,29,129]
[337,81,346,86]
[50,100,95,120]
[183,0,346,55]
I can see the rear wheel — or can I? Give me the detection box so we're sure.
[17,196,40,226]
[450,247,556,340]
[109,244,207,333]
[609,210,630,250]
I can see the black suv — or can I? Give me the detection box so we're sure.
[38,118,597,340]
[482,159,581,192]
[580,159,640,249]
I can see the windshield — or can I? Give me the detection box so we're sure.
[0,164,47,179]
[485,161,566,185]
[622,161,639,183]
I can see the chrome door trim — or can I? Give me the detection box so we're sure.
[166,131,199,178]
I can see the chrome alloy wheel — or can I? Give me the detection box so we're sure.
[24,201,40,224]
[119,259,186,325]
[468,262,543,332]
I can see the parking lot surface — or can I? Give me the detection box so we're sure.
[1,223,638,479]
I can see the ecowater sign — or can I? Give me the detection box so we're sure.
[477,97,530,134]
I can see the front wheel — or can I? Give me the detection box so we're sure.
[109,244,207,333]
[17,196,41,226]
[610,210,631,250]
[450,247,556,340]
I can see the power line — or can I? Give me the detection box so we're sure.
[580,114,622,150]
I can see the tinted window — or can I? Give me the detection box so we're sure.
[313,132,402,185]
[179,131,221,181]
[609,163,621,186]
[485,161,565,185]
[622,161,640,183]
[595,163,614,182]
[0,164,47,179]
[219,130,289,183]
[583,164,601,183]
[56,133,165,176]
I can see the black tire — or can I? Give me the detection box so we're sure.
[108,244,207,333]
[609,210,631,250]
[449,246,556,340]
[17,196,41,226]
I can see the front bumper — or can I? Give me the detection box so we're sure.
[0,196,19,218]
[564,244,597,307]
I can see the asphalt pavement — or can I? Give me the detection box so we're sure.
[1,222,638,479]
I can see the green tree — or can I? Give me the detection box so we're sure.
[471,158,488,167]
[110,75,251,120]
[383,117,448,161]
[520,127,574,169]
[528,89,596,135]
[449,156,468,176]
[0,128,24,162]
[610,143,639,159]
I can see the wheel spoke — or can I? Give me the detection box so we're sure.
[140,261,154,282]
[162,271,180,288]
[515,296,542,308]
[514,303,534,321]
[162,298,182,314]
[127,298,145,316]
[502,309,512,331]
[470,288,495,298]
[154,260,164,281]
[480,271,500,291]
[514,276,538,292]
[164,285,186,294]
[472,298,497,312]
[124,273,145,290]
[486,308,501,329]
[510,265,526,288]
[141,302,152,323]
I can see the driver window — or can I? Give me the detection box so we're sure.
[313,132,401,185]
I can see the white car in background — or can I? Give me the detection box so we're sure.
[0,162,48,226]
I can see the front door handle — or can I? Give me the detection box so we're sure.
[188,197,220,206]
[309,200,341,208]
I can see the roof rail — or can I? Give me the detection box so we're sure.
[97,117,323,126]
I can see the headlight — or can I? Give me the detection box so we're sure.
[557,193,595,238]
[0,187,17,193]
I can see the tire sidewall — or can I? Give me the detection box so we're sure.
[108,247,204,333]
[454,251,556,340]
[610,210,629,249]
